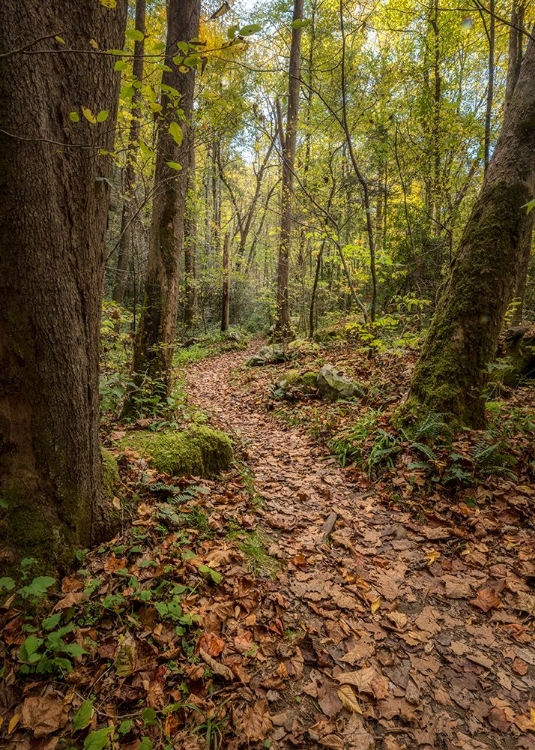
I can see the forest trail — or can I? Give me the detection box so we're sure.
[184,345,535,750]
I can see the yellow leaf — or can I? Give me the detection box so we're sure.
[89,39,99,49]
[337,685,362,714]
[426,549,440,564]
[371,598,381,613]
[8,714,19,734]
[81,107,97,124]
[531,707,535,724]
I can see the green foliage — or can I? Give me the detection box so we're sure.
[19,619,86,676]
[101,447,120,497]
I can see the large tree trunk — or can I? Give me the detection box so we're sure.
[112,0,146,306]
[183,139,197,331]
[130,0,200,394]
[221,232,231,332]
[0,0,127,574]
[408,31,535,428]
[273,0,304,338]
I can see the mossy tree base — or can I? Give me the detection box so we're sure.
[408,36,535,429]
[120,426,233,477]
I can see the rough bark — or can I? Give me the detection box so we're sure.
[408,32,535,427]
[112,0,146,305]
[183,139,197,331]
[221,232,231,332]
[0,0,127,573]
[130,0,200,394]
[273,0,304,339]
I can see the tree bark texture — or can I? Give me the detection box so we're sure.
[131,0,200,391]
[274,0,304,338]
[0,0,127,573]
[183,139,197,330]
[408,31,535,427]
[112,0,146,305]
[221,232,231,332]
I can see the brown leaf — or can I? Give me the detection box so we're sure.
[53,592,86,611]
[21,696,65,737]
[442,575,473,599]
[470,587,502,612]
[488,707,509,731]
[319,735,345,749]
[198,632,224,657]
[337,667,377,694]
[198,648,234,680]
[341,640,375,665]
[318,680,343,717]
[512,657,528,676]
[337,684,362,714]
[434,686,453,706]
[242,699,273,742]
[516,591,535,615]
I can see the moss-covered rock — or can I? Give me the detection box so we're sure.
[101,448,120,497]
[120,426,233,477]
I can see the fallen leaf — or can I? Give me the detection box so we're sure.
[337,684,362,714]
[198,632,224,657]
[488,707,509,731]
[337,667,377,693]
[470,587,502,612]
[516,591,535,615]
[319,735,344,749]
[21,696,65,737]
[198,648,234,680]
[242,699,272,742]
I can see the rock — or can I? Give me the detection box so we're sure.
[317,364,363,402]
[119,426,233,477]
[273,370,319,399]
[246,344,289,367]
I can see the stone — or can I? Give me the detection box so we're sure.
[317,364,363,402]
[119,426,233,477]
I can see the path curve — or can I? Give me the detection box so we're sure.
[185,346,533,750]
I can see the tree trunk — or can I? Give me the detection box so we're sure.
[221,232,231,332]
[0,0,127,574]
[505,0,532,325]
[130,0,200,394]
[273,0,304,338]
[408,31,535,428]
[112,0,146,306]
[483,0,495,177]
[183,139,197,331]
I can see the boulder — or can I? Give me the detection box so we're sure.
[317,364,363,402]
[272,370,318,399]
[120,426,233,477]
[246,344,288,367]
[502,325,535,385]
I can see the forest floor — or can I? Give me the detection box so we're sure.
[1,338,534,750]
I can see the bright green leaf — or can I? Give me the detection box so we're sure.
[19,635,43,661]
[291,19,311,29]
[114,60,127,71]
[169,122,183,146]
[121,86,135,99]
[139,738,154,750]
[18,576,56,598]
[166,161,183,171]
[73,699,94,732]
[55,36,66,45]
[126,29,144,42]
[0,577,15,591]
[69,111,80,122]
[141,707,158,726]
[522,198,535,214]
[239,24,262,36]
[42,612,62,630]
[118,719,134,735]
[96,110,109,123]
[100,0,117,7]
[84,726,114,750]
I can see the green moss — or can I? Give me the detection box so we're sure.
[101,448,120,498]
[120,426,233,477]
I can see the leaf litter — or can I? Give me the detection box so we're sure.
[0,339,534,749]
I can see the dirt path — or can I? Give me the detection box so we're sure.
[185,347,535,750]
